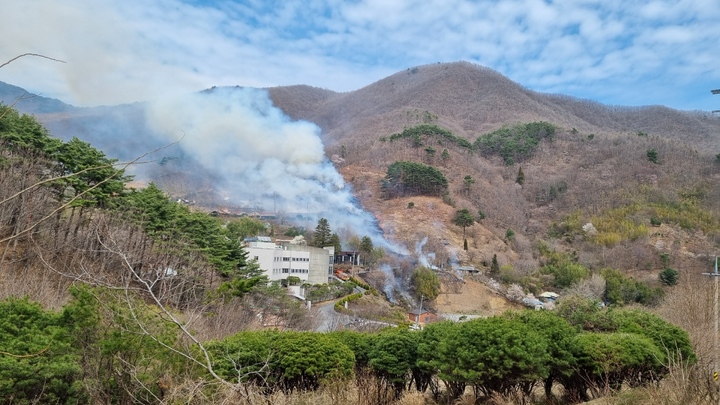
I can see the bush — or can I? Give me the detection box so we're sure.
[208,331,354,392]
[505,229,515,240]
[474,121,555,165]
[0,298,86,404]
[647,148,658,163]
[602,269,664,306]
[382,161,448,198]
[659,267,679,286]
[538,245,591,288]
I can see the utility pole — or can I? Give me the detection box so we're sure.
[713,89,720,114]
[703,257,720,402]
[415,295,424,329]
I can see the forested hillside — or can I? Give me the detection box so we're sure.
[3,61,720,404]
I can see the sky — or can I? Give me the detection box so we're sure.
[1,0,720,111]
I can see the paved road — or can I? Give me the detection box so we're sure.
[312,299,396,332]
[313,299,350,332]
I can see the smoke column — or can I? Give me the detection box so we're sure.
[145,87,398,251]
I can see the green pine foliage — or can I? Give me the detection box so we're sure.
[0,298,86,404]
[659,267,679,286]
[382,161,448,198]
[117,184,260,281]
[389,124,473,151]
[312,217,332,247]
[207,330,354,392]
[0,105,63,153]
[474,121,555,165]
[0,106,130,207]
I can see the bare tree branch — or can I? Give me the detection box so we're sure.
[0,53,66,69]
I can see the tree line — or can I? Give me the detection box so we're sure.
[2,288,692,404]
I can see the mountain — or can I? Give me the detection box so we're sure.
[3,62,720,285]
[268,61,719,151]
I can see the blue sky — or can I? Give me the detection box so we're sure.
[2,0,719,110]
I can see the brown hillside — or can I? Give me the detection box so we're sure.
[267,62,720,289]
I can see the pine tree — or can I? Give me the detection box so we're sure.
[516,166,525,185]
[360,236,374,254]
[452,209,474,250]
[330,233,342,253]
[312,218,332,247]
[490,254,500,275]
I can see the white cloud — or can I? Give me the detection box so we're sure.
[0,0,718,109]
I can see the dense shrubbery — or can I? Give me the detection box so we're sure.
[305,280,356,302]
[0,288,696,404]
[602,269,664,306]
[388,122,556,166]
[382,161,448,198]
[0,298,85,404]
[474,121,556,165]
[538,245,590,288]
[207,330,355,392]
[389,124,473,151]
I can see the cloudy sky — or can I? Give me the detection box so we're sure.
[1,0,719,111]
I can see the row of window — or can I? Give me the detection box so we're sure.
[272,268,309,274]
[274,257,310,262]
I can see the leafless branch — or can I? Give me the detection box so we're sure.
[0,53,66,69]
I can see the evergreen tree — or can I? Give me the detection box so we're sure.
[441,148,450,163]
[312,218,332,247]
[647,148,658,164]
[330,233,342,253]
[452,209,474,239]
[659,267,679,286]
[463,175,475,195]
[360,236,374,254]
[490,254,500,276]
[452,209,474,250]
[516,166,525,185]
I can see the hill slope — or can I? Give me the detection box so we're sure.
[2,62,720,286]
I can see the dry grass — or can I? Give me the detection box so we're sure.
[162,376,430,405]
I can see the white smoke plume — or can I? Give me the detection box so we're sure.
[145,87,394,249]
[414,236,436,269]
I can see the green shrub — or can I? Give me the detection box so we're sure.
[505,229,515,240]
[0,298,86,404]
[647,148,658,163]
[602,269,664,306]
[659,268,679,286]
[474,121,555,165]
[389,124,473,151]
[382,161,448,198]
[538,244,590,288]
[208,331,354,392]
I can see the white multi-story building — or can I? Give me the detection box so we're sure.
[244,237,333,285]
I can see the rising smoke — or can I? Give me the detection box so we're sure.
[144,87,399,251]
